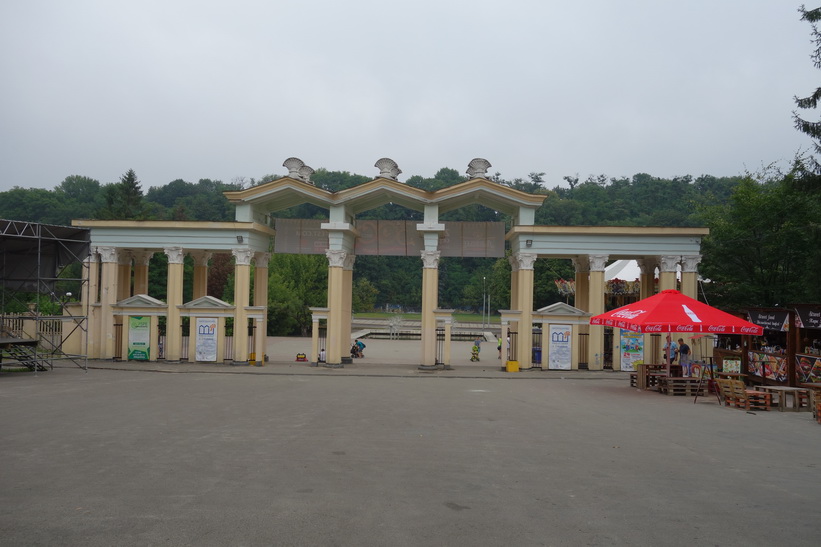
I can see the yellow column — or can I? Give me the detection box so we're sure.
[192,251,212,299]
[325,250,347,366]
[231,248,252,365]
[443,319,452,368]
[573,257,590,311]
[680,255,701,300]
[117,252,132,301]
[419,251,440,368]
[659,255,678,292]
[342,254,354,352]
[150,315,160,361]
[636,258,656,299]
[254,253,270,365]
[164,247,186,362]
[508,255,520,311]
[514,253,536,370]
[311,316,320,365]
[507,255,520,362]
[83,252,100,358]
[587,254,608,370]
[638,257,657,363]
[132,251,153,295]
[97,246,119,359]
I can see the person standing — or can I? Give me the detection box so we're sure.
[677,338,691,376]
[663,334,678,375]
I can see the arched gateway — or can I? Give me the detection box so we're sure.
[70,158,708,370]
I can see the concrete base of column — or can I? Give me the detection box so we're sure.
[323,361,345,368]
[231,360,250,366]
[417,363,452,371]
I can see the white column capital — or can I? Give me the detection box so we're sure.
[513,252,537,271]
[508,254,520,272]
[326,249,347,268]
[421,250,440,269]
[659,255,680,273]
[681,255,702,273]
[572,256,588,273]
[254,252,271,269]
[97,246,119,263]
[636,257,657,276]
[232,248,254,266]
[164,246,186,264]
[588,254,609,271]
[343,253,356,271]
[118,250,133,266]
[190,251,213,267]
[132,250,154,266]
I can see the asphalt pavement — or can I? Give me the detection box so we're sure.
[2,337,819,546]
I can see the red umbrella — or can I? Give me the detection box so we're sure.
[589,289,763,336]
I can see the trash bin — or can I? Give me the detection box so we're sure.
[532,347,542,364]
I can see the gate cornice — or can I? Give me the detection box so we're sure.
[224,176,547,217]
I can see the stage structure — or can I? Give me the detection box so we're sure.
[71,157,709,370]
[0,220,91,371]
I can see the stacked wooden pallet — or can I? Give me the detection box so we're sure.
[657,377,706,396]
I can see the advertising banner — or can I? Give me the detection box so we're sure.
[195,317,217,362]
[195,317,218,362]
[128,316,150,360]
[548,324,572,370]
[620,330,644,371]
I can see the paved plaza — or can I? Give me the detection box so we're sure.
[2,337,820,546]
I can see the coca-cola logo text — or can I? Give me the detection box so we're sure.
[707,326,727,332]
[645,325,663,332]
[612,309,647,319]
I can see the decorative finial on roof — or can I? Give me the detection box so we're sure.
[282,157,314,183]
[283,157,305,179]
[297,165,315,184]
[466,158,492,179]
[374,158,402,181]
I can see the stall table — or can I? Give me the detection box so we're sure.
[754,385,811,412]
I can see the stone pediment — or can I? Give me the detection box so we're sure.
[180,295,234,309]
[535,302,590,317]
[116,294,166,308]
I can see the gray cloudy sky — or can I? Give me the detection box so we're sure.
[0,1,817,193]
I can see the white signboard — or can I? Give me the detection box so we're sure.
[195,317,218,362]
[548,324,572,370]
[620,330,644,371]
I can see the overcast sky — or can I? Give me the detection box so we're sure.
[0,1,817,193]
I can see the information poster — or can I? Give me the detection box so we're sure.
[620,330,644,371]
[195,317,218,362]
[548,324,572,370]
[128,316,150,360]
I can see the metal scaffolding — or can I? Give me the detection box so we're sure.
[0,220,90,372]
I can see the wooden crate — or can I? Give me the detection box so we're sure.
[658,377,706,396]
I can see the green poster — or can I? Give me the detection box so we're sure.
[128,316,150,360]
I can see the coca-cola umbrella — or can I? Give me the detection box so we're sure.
[590,289,763,336]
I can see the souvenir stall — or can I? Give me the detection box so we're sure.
[745,308,791,386]
[792,304,821,384]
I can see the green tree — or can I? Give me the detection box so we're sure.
[98,169,148,220]
[794,5,821,169]
[699,166,821,308]
[352,277,378,312]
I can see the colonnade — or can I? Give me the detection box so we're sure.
[82,245,270,364]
